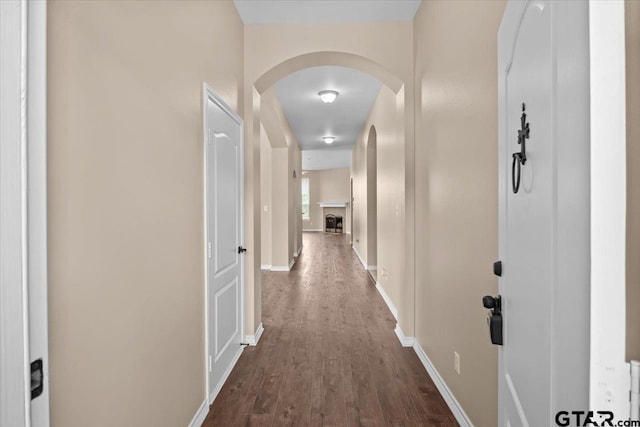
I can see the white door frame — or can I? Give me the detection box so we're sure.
[589,0,629,416]
[0,1,31,423]
[202,84,245,405]
[27,1,50,426]
[0,1,49,426]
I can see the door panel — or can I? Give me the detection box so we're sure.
[214,278,239,362]
[214,130,239,274]
[204,87,243,402]
[503,2,553,425]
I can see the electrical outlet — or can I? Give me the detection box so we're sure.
[454,352,461,375]
[263,205,268,212]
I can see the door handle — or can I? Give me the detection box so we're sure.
[238,246,247,254]
[482,295,503,345]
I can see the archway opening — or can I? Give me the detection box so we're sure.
[245,50,411,345]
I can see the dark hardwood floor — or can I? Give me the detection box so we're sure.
[202,232,457,427]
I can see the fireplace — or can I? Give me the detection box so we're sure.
[325,214,343,233]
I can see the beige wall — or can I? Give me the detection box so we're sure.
[366,127,378,267]
[47,1,244,426]
[244,20,416,335]
[303,168,351,234]
[289,139,302,258]
[627,0,640,361]
[265,142,301,269]
[353,87,405,310]
[259,90,302,269]
[351,127,369,262]
[271,147,291,267]
[260,124,273,268]
[413,2,505,426]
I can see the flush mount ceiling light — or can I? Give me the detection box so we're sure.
[318,90,339,104]
[323,136,335,144]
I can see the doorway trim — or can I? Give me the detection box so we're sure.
[0,1,49,426]
[201,84,245,407]
[588,0,629,415]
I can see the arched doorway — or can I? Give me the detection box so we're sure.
[243,49,414,345]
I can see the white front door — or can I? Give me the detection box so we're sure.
[203,85,244,403]
[497,1,590,426]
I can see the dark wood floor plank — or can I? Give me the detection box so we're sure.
[271,342,314,426]
[202,232,457,427]
[309,357,347,427]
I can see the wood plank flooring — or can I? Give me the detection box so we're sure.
[202,232,457,427]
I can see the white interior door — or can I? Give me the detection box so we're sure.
[497,1,590,426]
[203,85,244,404]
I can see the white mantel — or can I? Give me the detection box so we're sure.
[318,202,349,208]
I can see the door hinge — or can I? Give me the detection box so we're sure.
[208,355,213,373]
[208,242,212,259]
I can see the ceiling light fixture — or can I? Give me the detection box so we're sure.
[318,90,339,104]
[323,136,335,144]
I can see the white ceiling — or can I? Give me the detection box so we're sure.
[274,66,381,170]
[233,0,421,25]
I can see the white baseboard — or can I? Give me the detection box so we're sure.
[394,324,414,347]
[375,281,398,321]
[188,398,209,427]
[294,245,303,257]
[261,264,272,271]
[244,322,264,346]
[271,261,293,272]
[208,344,244,405]
[413,340,473,427]
[303,228,322,232]
[368,265,378,271]
[352,245,368,269]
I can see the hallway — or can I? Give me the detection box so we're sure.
[203,232,456,426]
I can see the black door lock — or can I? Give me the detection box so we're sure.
[493,260,502,277]
[482,295,503,346]
[238,246,247,254]
[31,358,43,400]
